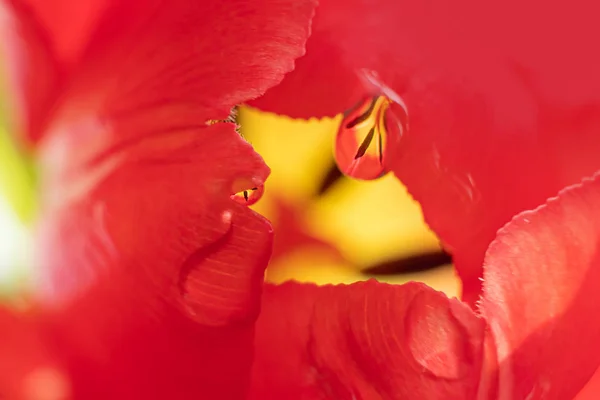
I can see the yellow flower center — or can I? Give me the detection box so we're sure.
[238,105,460,297]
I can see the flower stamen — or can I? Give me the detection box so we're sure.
[334,95,404,181]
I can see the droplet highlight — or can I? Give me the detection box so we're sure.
[356,69,408,115]
[335,96,403,180]
[230,184,264,206]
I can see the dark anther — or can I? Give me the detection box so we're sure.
[354,127,375,159]
[243,191,249,202]
[362,251,452,275]
[317,162,345,196]
[378,129,384,164]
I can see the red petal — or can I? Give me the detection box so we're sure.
[254,0,600,301]
[7,0,109,63]
[268,196,345,265]
[577,369,600,400]
[5,0,317,394]
[0,307,69,400]
[0,208,270,400]
[251,280,486,399]
[0,0,62,143]
[3,0,317,142]
[29,134,274,397]
[248,2,364,118]
[390,77,600,303]
[480,172,600,399]
[347,0,600,302]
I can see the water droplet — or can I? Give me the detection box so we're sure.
[356,69,408,117]
[356,68,409,141]
[335,96,405,180]
[230,184,264,206]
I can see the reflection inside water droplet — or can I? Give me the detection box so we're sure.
[334,95,406,181]
[230,184,265,206]
[356,69,408,118]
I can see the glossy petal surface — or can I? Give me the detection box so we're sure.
[480,172,600,399]
[252,280,485,400]
[260,0,600,301]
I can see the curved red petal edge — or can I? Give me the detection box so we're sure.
[389,75,600,303]
[261,0,600,301]
[36,120,271,301]
[251,171,600,399]
[8,167,600,398]
[480,171,600,399]
[251,281,486,400]
[3,0,317,143]
[576,368,600,400]
[247,3,364,119]
[268,196,346,266]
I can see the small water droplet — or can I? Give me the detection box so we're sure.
[230,184,264,206]
[335,95,406,180]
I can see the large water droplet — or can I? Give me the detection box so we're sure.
[230,184,264,206]
[335,96,403,180]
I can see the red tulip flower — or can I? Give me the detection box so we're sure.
[2,0,600,400]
